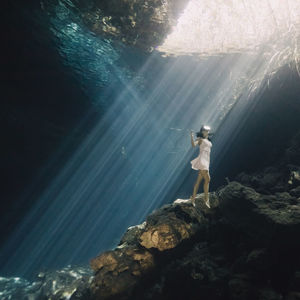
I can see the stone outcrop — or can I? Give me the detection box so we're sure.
[89,197,210,299]
[88,127,300,300]
[88,181,300,299]
[218,181,300,245]
[72,0,190,51]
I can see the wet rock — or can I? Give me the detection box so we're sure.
[88,157,300,300]
[89,200,208,299]
[290,186,300,198]
[90,245,155,299]
[218,181,300,246]
[288,271,300,292]
[74,0,189,51]
[245,248,271,273]
[139,201,207,251]
[287,166,300,188]
[235,166,289,194]
[228,275,256,300]
[285,292,300,300]
[257,287,283,300]
[0,265,93,300]
[143,242,229,300]
[119,222,146,246]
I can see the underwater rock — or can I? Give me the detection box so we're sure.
[90,245,155,299]
[88,126,300,300]
[74,0,189,51]
[89,199,208,299]
[88,180,300,300]
[218,181,300,245]
[290,186,300,198]
[119,222,146,246]
[139,201,207,251]
[228,275,257,300]
[0,265,93,300]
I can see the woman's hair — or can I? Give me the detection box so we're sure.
[196,125,211,138]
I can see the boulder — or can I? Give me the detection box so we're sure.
[139,201,207,251]
[89,199,208,299]
[90,245,155,299]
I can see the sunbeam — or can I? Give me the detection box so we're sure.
[1,0,300,281]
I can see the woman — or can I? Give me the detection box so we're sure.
[190,125,212,208]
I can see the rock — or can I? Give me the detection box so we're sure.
[74,0,190,51]
[287,166,300,188]
[290,186,300,197]
[218,181,300,246]
[288,271,300,292]
[90,245,155,299]
[258,288,283,300]
[144,242,229,300]
[228,275,256,300]
[88,176,300,300]
[89,200,208,299]
[139,201,207,251]
[285,292,300,300]
[118,222,146,247]
[174,192,219,209]
[0,265,93,300]
[246,248,271,273]
[235,166,290,194]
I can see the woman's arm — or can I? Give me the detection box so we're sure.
[190,131,202,147]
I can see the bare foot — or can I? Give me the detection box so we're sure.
[205,199,210,208]
[190,196,196,207]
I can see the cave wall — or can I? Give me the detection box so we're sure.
[73,0,190,51]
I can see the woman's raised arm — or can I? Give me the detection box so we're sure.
[190,131,202,147]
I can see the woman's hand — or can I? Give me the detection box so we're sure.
[190,130,195,147]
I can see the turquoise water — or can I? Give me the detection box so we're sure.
[2,0,299,285]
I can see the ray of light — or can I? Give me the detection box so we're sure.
[1,0,299,279]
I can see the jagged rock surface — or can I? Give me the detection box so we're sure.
[89,199,209,299]
[72,0,189,51]
[87,130,300,300]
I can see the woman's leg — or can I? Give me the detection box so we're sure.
[191,171,203,205]
[201,170,211,207]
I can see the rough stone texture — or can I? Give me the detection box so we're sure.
[89,200,208,299]
[139,201,207,251]
[88,131,300,300]
[74,0,189,51]
[90,245,155,299]
[218,181,300,246]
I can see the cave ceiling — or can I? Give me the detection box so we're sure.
[73,0,189,52]
[71,0,300,60]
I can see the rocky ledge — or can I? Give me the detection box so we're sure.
[88,132,300,300]
[88,188,300,299]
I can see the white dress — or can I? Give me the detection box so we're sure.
[190,138,212,171]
